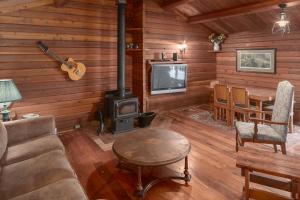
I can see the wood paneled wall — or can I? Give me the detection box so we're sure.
[144,0,215,112]
[216,30,300,122]
[0,0,133,131]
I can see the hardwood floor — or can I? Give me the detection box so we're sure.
[59,105,300,200]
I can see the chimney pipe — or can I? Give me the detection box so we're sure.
[117,0,126,98]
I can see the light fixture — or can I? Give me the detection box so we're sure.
[0,79,22,121]
[178,41,187,54]
[272,3,290,35]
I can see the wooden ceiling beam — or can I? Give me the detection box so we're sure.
[188,0,300,24]
[162,0,192,10]
[54,0,69,7]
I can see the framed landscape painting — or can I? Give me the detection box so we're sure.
[236,49,276,74]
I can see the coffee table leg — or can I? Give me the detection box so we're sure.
[136,166,143,197]
[184,156,191,184]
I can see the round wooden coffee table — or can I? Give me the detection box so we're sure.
[112,128,191,198]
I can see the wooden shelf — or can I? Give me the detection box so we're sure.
[147,60,185,65]
[126,28,143,32]
[208,50,223,53]
[126,48,143,52]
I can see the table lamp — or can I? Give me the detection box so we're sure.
[0,79,22,121]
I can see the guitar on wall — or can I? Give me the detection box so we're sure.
[37,41,86,81]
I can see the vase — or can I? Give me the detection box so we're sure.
[213,43,220,52]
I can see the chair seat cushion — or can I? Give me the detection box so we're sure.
[8,178,88,200]
[236,121,285,142]
[0,150,76,200]
[2,134,64,166]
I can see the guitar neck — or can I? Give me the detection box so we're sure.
[46,49,68,65]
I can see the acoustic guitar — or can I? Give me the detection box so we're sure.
[37,41,86,81]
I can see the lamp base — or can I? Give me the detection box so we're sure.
[1,104,10,122]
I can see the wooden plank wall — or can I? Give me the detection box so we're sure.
[0,0,133,131]
[216,30,300,122]
[144,0,216,112]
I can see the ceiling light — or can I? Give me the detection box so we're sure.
[272,4,290,35]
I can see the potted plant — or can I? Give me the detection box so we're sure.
[209,33,226,52]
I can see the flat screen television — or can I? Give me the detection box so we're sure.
[151,63,187,95]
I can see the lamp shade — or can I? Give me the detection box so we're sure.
[0,79,22,103]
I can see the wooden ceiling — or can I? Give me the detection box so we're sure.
[161,0,300,34]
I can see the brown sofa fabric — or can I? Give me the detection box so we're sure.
[4,116,56,147]
[9,178,88,200]
[2,134,64,166]
[0,150,77,200]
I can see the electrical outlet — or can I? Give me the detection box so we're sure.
[74,124,81,129]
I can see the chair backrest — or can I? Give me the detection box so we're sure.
[214,84,229,104]
[271,81,294,139]
[231,87,249,108]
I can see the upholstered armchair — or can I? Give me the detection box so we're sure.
[235,81,294,154]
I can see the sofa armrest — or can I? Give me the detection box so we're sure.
[4,116,56,146]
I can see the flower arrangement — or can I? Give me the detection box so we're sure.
[208,33,226,44]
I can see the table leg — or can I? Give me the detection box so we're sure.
[245,169,250,200]
[297,179,300,200]
[136,166,143,197]
[184,156,191,184]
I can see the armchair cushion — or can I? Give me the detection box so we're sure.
[4,116,56,147]
[236,121,286,142]
[0,150,76,200]
[2,134,64,166]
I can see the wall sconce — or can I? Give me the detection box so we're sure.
[178,41,187,54]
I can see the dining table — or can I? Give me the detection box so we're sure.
[208,83,277,120]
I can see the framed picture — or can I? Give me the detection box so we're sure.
[236,49,276,74]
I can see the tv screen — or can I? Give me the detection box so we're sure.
[151,64,187,95]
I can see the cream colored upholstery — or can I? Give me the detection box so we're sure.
[236,121,285,142]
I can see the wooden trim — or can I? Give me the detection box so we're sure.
[188,0,300,24]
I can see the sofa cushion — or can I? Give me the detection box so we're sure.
[2,134,64,166]
[0,122,8,160]
[9,178,88,200]
[0,150,76,200]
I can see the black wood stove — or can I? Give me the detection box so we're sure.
[104,0,139,134]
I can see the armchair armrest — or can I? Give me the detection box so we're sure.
[250,118,289,126]
[4,116,56,146]
[250,118,288,140]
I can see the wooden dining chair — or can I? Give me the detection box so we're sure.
[230,87,254,127]
[235,81,294,154]
[209,80,220,109]
[213,84,230,126]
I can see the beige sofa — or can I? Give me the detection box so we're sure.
[0,116,88,200]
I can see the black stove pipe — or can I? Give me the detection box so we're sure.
[117,0,126,98]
